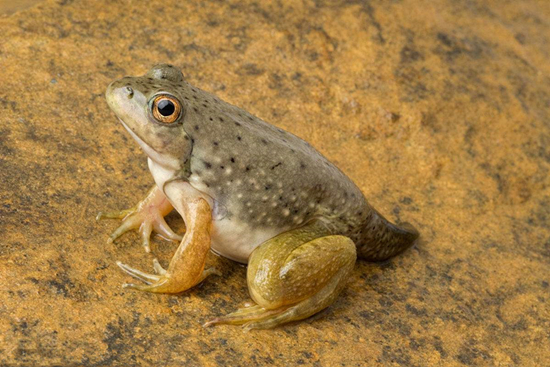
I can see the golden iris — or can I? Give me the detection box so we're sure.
[151,95,181,124]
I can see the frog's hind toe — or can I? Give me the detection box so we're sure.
[203,305,287,329]
[116,260,163,284]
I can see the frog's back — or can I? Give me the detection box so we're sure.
[179,85,364,224]
[175,81,418,262]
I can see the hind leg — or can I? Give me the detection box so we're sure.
[205,222,356,330]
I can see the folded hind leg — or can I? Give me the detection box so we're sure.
[205,222,356,329]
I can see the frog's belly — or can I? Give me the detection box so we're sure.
[152,163,284,264]
[210,218,283,264]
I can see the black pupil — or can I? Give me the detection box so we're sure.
[157,99,175,116]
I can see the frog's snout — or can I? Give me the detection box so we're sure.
[107,76,135,96]
[106,79,138,114]
[123,86,134,99]
[105,81,118,102]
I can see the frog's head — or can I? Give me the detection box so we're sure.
[106,64,191,171]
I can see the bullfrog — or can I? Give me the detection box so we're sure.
[98,64,419,330]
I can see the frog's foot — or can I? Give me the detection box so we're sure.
[116,198,219,293]
[97,185,182,252]
[205,222,357,330]
[203,304,288,329]
[117,259,220,292]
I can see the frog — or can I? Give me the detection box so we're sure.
[97,64,419,330]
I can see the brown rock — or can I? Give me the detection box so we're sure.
[0,0,549,365]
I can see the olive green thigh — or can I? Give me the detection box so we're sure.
[205,222,356,330]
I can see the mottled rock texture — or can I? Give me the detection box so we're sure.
[1,0,549,366]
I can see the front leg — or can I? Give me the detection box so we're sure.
[117,197,219,293]
[97,185,182,252]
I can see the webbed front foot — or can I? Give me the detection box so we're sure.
[97,185,182,252]
[205,222,356,330]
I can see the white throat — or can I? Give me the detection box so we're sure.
[119,119,180,171]
[148,158,176,191]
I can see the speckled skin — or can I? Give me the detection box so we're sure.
[107,64,419,264]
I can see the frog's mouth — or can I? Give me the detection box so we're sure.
[118,118,181,171]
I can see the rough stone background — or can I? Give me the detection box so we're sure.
[1,0,549,366]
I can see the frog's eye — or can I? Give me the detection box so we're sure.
[151,94,182,124]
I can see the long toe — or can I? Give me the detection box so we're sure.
[96,209,134,221]
[116,261,161,284]
[107,215,142,243]
[203,306,287,327]
[139,221,153,252]
[153,216,184,242]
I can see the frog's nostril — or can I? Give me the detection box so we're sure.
[125,86,134,99]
